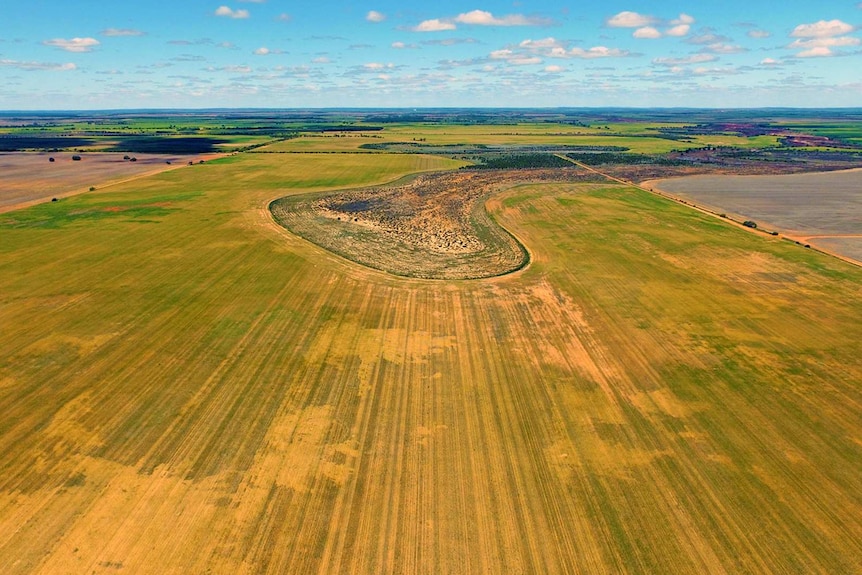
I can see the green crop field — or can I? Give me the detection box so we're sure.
[0,138,860,574]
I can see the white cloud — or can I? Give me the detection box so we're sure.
[253,47,284,55]
[747,30,771,39]
[519,37,629,59]
[665,24,690,37]
[788,35,861,57]
[215,6,250,19]
[633,27,662,39]
[101,28,144,37]
[544,65,563,73]
[367,11,386,23]
[653,53,716,66]
[0,59,77,71]
[796,46,834,58]
[671,14,695,26]
[413,19,457,32]
[454,10,550,26]
[606,11,655,28]
[703,43,747,54]
[364,62,394,70]
[520,37,565,50]
[790,36,861,49]
[568,46,629,59]
[43,37,100,52]
[791,19,854,38]
[277,13,291,22]
[760,58,781,66]
[312,56,330,64]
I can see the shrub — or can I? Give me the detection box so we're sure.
[742,220,757,229]
[71,155,82,161]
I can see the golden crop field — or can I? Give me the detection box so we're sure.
[1,148,860,573]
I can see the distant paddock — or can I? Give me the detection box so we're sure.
[0,152,221,213]
[651,168,862,264]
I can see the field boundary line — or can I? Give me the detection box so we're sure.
[558,154,862,268]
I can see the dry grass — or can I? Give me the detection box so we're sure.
[0,152,860,573]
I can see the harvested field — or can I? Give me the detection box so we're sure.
[0,151,861,573]
[0,152,218,213]
[651,168,862,263]
[271,168,597,279]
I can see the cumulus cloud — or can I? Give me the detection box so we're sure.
[606,11,655,28]
[666,24,691,37]
[518,37,630,59]
[566,46,630,59]
[702,43,747,54]
[366,10,386,23]
[760,58,781,66]
[789,35,861,57]
[0,58,77,71]
[312,56,330,64]
[520,37,561,49]
[101,28,145,37]
[412,10,551,31]
[215,6,250,19]
[633,27,662,39]
[253,47,284,55]
[413,19,457,32]
[43,37,100,52]
[363,62,394,70]
[544,65,563,73]
[791,19,854,38]
[787,19,858,57]
[610,12,693,38]
[454,10,551,26]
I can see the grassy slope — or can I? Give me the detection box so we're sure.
[0,151,860,573]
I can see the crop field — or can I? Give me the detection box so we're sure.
[0,152,219,213]
[652,169,862,263]
[1,133,861,575]
[256,124,701,155]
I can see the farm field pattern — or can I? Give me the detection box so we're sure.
[653,169,862,263]
[0,118,861,574]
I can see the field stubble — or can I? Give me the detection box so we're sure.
[0,152,860,573]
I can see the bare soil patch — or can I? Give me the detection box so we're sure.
[271,168,597,279]
[0,152,219,213]
[651,168,862,263]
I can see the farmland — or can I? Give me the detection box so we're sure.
[653,169,862,264]
[0,152,219,212]
[0,110,861,574]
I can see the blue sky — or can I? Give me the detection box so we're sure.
[1,0,861,109]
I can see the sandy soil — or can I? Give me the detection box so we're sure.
[0,152,222,213]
